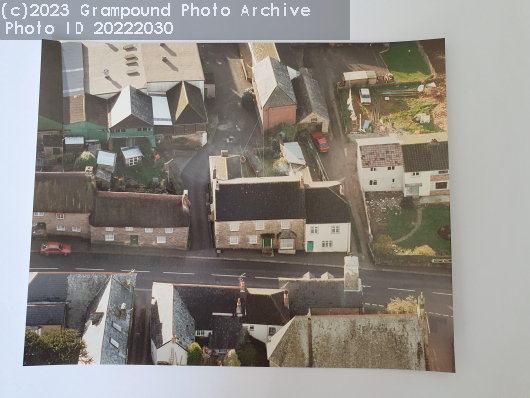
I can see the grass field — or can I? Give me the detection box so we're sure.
[398,206,451,255]
[385,207,418,240]
[382,41,431,82]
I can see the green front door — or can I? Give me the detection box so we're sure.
[130,235,138,245]
[307,241,314,252]
[262,238,272,249]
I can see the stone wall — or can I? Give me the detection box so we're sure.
[91,226,188,250]
[32,212,91,239]
[215,219,305,251]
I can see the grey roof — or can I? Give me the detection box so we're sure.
[27,273,68,303]
[39,40,63,125]
[402,141,449,173]
[215,179,305,221]
[95,169,112,182]
[304,184,351,225]
[292,74,329,122]
[61,42,84,97]
[42,134,63,148]
[275,43,298,71]
[33,172,94,214]
[268,314,427,369]
[167,82,207,125]
[90,191,190,228]
[26,305,66,326]
[108,86,153,129]
[253,57,297,108]
[279,272,362,317]
[208,316,245,350]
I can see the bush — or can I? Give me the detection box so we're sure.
[373,235,395,256]
[281,124,298,142]
[241,88,255,110]
[174,136,189,146]
[24,328,91,365]
[73,151,97,171]
[154,158,164,169]
[385,295,417,314]
[223,350,241,366]
[414,245,436,256]
[401,196,415,210]
[187,342,202,366]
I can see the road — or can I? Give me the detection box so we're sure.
[28,252,454,372]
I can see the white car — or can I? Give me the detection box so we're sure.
[359,88,371,105]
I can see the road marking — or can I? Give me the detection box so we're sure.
[378,305,384,307]
[362,285,371,288]
[255,276,279,280]
[121,270,150,273]
[434,313,441,316]
[163,272,195,275]
[443,314,449,317]
[432,292,452,296]
[75,268,104,271]
[388,287,415,292]
[30,268,58,270]
[212,274,241,278]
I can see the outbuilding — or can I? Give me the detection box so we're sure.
[121,147,143,167]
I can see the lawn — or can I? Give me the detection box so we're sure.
[386,207,418,240]
[382,41,431,82]
[397,206,451,255]
[116,162,167,186]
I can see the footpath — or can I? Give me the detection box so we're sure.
[30,236,452,277]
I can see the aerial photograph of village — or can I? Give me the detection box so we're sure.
[25,40,453,371]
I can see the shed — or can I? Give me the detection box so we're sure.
[64,136,85,154]
[121,147,143,166]
[342,70,377,87]
[282,142,306,166]
[97,150,117,173]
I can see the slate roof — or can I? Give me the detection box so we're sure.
[209,155,242,181]
[249,43,280,64]
[61,42,84,97]
[402,141,449,173]
[42,134,63,148]
[267,314,427,369]
[304,183,351,225]
[208,316,245,350]
[359,143,404,168]
[39,40,63,125]
[90,191,190,228]
[33,172,94,214]
[108,85,153,129]
[63,94,108,126]
[215,178,305,221]
[166,82,207,125]
[27,273,68,303]
[292,74,329,122]
[275,43,298,71]
[253,57,297,108]
[26,305,66,326]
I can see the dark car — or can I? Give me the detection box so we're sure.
[40,242,71,256]
[312,133,329,153]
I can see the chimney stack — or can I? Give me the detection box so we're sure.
[182,190,189,212]
[300,175,304,188]
[340,184,345,196]
[417,292,426,318]
[284,291,289,309]
[236,298,242,317]
[120,303,127,320]
[221,150,228,157]
[171,334,176,344]
[212,167,217,180]
[343,256,360,291]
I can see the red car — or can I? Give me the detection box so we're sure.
[40,242,71,256]
[312,133,329,153]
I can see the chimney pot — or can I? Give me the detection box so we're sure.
[182,190,189,212]
[120,303,127,320]
[284,291,289,309]
[236,298,242,317]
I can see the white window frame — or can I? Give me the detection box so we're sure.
[33,212,44,217]
[255,221,265,231]
[438,170,449,175]
[165,228,174,233]
[331,225,340,234]
[248,325,255,331]
[145,228,153,233]
[105,234,114,242]
[369,180,377,186]
[268,327,277,335]
[56,213,65,220]
[310,226,319,234]
[157,236,166,244]
[322,240,333,248]
[229,236,239,245]
[72,226,81,232]
[56,225,65,231]
[248,235,258,244]
[196,330,205,336]
[412,172,420,177]
[370,167,377,172]
[280,221,290,230]
[280,238,294,249]
[125,227,133,232]
[106,227,114,232]
[229,222,239,232]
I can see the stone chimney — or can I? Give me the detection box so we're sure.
[236,298,242,317]
[120,303,127,320]
[339,183,345,196]
[344,256,360,291]
[221,150,228,157]
[283,291,289,309]
[182,190,189,212]
[171,334,176,344]
[300,175,304,188]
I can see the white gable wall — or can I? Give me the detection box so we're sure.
[403,171,431,196]
[305,222,351,252]
[359,165,404,192]
[242,323,285,344]
[152,340,188,365]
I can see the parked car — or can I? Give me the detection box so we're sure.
[359,88,371,105]
[312,133,329,153]
[40,242,71,256]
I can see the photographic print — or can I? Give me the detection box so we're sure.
[26,40,453,371]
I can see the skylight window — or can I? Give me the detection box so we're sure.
[110,338,119,348]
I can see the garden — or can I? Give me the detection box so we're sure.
[381,41,431,82]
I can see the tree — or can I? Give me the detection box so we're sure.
[373,235,395,256]
[236,333,266,367]
[136,137,154,164]
[241,88,255,110]
[281,123,298,142]
[73,151,97,171]
[223,349,241,366]
[187,342,202,366]
[24,328,91,365]
[385,295,418,314]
